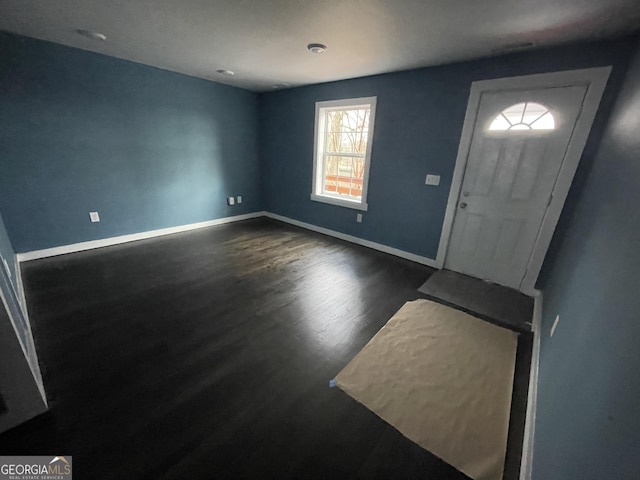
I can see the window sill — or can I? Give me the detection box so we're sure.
[310,193,368,211]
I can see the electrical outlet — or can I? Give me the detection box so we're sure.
[356,213,363,223]
[425,174,441,186]
[237,196,243,204]
[227,197,235,206]
[89,211,100,223]
[550,315,560,337]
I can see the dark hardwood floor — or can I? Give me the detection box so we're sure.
[0,218,529,479]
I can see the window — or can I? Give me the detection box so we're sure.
[311,97,377,211]
[488,102,555,131]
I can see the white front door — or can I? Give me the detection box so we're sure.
[444,85,588,289]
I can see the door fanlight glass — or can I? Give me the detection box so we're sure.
[489,102,555,131]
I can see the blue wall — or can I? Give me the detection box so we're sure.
[0,32,261,253]
[260,38,637,259]
[2,31,636,261]
[2,27,640,476]
[533,40,640,480]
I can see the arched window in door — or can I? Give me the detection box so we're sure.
[488,102,555,131]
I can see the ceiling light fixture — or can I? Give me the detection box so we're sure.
[272,83,290,89]
[76,29,107,41]
[307,43,327,54]
[216,69,235,76]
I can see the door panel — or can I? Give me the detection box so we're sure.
[445,86,587,288]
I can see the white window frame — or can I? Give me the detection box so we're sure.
[311,97,377,211]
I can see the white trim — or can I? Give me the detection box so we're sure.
[17,212,265,262]
[436,67,612,292]
[0,281,27,358]
[0,273,29,361]
[435,82,481,269]
[10,254,46,400]
[520,290,543,480]
[1,256,21,306]
[23,306,47,405]
[309,193,368,211]
[520,67,610,293]
[312,96,377,211]
[264,212,438,267]
[10,258,44,403]
[0,271,47,404]
[14,257,27,314]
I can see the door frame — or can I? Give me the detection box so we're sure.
[435,67,611,295]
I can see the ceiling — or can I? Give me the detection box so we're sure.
[1,0,639,92]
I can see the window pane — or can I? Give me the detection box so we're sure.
[313,97,376,209]
[531,111,555,130]
[488,102,555,132]
[325,108,370,154]
[489,115,511,131]
[322,155,364,199]
[522,102,548,124]
[325,131,341,153]
[502,102,527,125]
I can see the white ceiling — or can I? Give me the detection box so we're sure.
[1,0,639,92]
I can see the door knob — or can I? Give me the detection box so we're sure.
[459,202,468,209]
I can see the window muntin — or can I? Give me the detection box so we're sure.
[312,97,377,210]
[488,102,555,131]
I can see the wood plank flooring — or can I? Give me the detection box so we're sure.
[0,218,529,479]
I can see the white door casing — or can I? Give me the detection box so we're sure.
[445,86,587,288]
[436,67,611,294]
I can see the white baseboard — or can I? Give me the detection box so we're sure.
[14,257,27,314]
[25,321,47,406]
[520,290,543,480]
[264,212,438,268]
[0,272,47,405]
[16,262,47,404]
[17,210,438,270]
[17,212,266,262]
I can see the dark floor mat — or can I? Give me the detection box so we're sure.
[418,269,533,333]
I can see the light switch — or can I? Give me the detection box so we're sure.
[227,197,235,206]
[425,174,441,186]
[237,196,243,204]
[89,211,100,223]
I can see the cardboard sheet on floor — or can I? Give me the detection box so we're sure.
[335,299,517,480]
